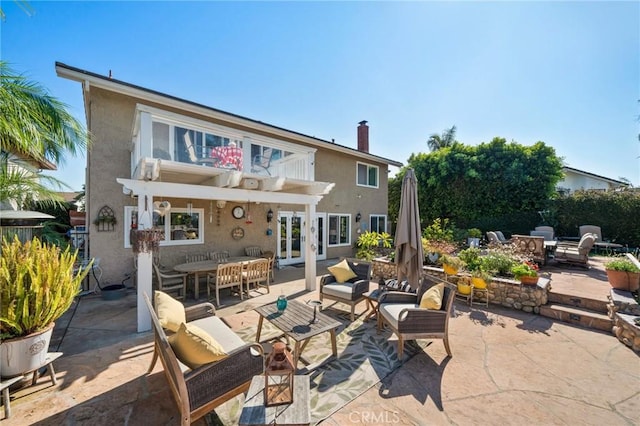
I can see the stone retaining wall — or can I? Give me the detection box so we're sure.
[608,288,640,353]
[372,257,550,313]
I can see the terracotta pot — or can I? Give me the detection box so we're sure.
[471,277,487,289]
[606,270,640,292]
[519,275,539,286]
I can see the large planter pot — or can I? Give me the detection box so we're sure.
[457,282,472,295]
[606,270,640,292]
[519,275,539,286]
[471,277,487,289]
[443,264,459,276]
[0,322,54,378]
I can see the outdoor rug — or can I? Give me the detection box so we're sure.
[207,309,428,425]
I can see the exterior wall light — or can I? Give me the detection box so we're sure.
[355,212,362,223]
[267,208,274,222]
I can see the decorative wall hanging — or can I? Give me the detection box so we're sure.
[231,226,245,240]
[94,205,116,232]
[131,229,163,255]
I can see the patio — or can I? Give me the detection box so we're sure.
[5,258,639,425]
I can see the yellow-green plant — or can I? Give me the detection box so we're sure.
[0,236,92,339]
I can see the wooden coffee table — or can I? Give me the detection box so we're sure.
[255,300,341,371]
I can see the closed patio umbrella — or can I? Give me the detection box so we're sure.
[394,169,423,290]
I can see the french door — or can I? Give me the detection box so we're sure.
[277,212,327,266]
[278,212,304,266]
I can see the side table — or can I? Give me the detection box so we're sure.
[363,288,383,322]
[239,374,310,426]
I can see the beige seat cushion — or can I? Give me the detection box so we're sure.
[379,303,418,329]
[154,290,186,332]
[169,323,227,369]
[189,316,247,353]
[328,259,357,282]
[419,283,444,309]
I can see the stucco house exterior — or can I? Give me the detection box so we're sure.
[557,166,629,195]
[56,63,402,330]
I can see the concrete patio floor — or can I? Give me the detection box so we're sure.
[4,257,639,425]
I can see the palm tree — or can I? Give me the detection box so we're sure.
[0,61,89,208]
[427,125,457,152]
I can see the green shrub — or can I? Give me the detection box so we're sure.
[355,231,392,261]
[0,236,92,339]
[605,258,640,273]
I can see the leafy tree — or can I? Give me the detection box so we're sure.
[390,137,564,233]
[0,61,89,208]
[426,125,457,152]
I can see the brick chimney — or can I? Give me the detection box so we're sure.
[357,120,369,153]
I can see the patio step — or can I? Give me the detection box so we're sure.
[547,292,609,314]
[539,304,612,332]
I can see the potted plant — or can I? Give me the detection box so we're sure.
[605,258,640,292]
[0,236,92,377]
[510,261,539,285]
[440,254,464,276]
[467,228,482,248]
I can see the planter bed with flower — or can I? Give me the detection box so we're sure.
[606,253,640,353]
[372,257,550,313]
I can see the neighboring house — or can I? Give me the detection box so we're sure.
[556,166,629,195]
[56,63,402,329]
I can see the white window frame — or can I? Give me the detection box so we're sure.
[328,213,351,247]
[124,206,205,248]
[370,214,387,234]
[356,161,379,188]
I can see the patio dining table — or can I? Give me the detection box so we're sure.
[173,256,258,299]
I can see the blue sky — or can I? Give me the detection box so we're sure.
[2,1,639,191]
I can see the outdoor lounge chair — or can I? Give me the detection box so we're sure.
[554,233,597,268]
[377,276,455,360]
[144,292,264,426]
[320,258,371,321]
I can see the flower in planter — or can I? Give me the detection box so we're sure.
[510,261,539,279]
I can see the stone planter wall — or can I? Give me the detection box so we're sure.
[372,257,550,313]
[608,288,640,353]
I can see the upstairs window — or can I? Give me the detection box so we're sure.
[357,162,379,188]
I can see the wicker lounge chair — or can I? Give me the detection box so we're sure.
[377,276,455,360]
[144,293,264,426]
[554,233,597,268]
[320,258,371,321]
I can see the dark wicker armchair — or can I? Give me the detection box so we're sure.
[377,276,455,360]
[144,294,264,425]
[319,258,371,321]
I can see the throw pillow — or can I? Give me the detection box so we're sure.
[154,290,186,332]
[384,279,416,293]
[169,323,227,369]
[328,259,357,282]
[419,283,445,309]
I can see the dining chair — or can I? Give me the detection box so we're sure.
[242,258,270,295]
[207,262,244,307]
[261,250,276,284]
[209,251,230,262]
[152,263,187,300]
[185,253,209,263]
[244,246,262,257]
